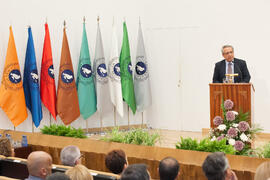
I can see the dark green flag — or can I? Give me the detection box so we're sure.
[120,22,136,114]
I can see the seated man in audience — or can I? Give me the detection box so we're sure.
[159,157,180,180]
[0,137,14,157]
[105,149,128,174]
[202,152,237,180]
[60,145,82,167]
[26,151,52,180]
[120,164,150,180]
[45,172,71,180]
[65,164,93,180]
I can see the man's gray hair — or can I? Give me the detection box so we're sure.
[221,45,234,54]
[60,145,81,166]
[202,152,229,180]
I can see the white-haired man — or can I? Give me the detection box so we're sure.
[60,145,82,167]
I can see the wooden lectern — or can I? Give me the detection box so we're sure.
[209,83,254,128]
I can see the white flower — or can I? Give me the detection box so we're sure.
[240,133,249,142]
[211,136,216,141]
[228,138,235,145]
[217,124,226,131]
[232,111,239,116]
[232,123,238,128]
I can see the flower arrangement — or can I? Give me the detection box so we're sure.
[210,99,262,154]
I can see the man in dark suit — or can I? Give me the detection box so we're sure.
[212,45,251,83]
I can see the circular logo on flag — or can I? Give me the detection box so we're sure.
[109,57,121,82]
[48,65,54,79]
[114,63,121,77]
[128,62,132,75]
[134,56,149,81]
[80,64,92,78]
[9,69,21,84]
[61,69,74,84]
[95,58,108,84]
[30,69,39,84]
[97,63,108,77]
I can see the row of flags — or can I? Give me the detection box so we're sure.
[0,21,152,128]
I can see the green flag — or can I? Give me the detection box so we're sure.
[120,22,136,114]
[76,23,97,119]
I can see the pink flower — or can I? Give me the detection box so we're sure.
[213,116,223,126]
[234,141,244,151]
[238,121,249,132]
[217,135,225,141]
[226,111,235,121]
[227,127,238,138]
[224,99,234,110]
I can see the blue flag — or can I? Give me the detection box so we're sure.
[23,27,43,127]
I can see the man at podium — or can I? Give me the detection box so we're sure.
[212,45,251,83]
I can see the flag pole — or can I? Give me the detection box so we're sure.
[13,126,15,131]
[128,106,130,130]
[49,113,52,126]
[32,121,34,133]
[100,112,103,133]
[114,106,117,127]
[86,118,89,133]
[141,112,144,128]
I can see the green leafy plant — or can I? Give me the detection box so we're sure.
[176,137,236,155]
[101,127,160,146]
[41,124,87,138]
[262,142,270,158]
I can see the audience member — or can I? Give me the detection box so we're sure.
[159,157,180,180]
[65,164,93,180]
[105,149,128,174]
[254,161,270,180]
[0,137,14,157]
[26,151,52,180]
[45,172,71,180]
[120,164,150,180]
[60,145,82,167]
[202,152,237,180]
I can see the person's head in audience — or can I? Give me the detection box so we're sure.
[255,161,270,180]
[159,157,180,180]
[61,145,82,167]
[65,164,93,180]
[0,137,14,157]
[105,149,128,174]
[45,172,71,180]
[202,152,237,180]
[27,151,52,179]
[120,164,150,180]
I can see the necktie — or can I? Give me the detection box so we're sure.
[228,62,232,74]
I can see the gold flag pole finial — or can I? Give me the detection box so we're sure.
[83,16,86,24]
[124,16,126,22]
[64,20,66,28]
[97,15,100,24]
[139,16,141,25]
[46,17,48,24]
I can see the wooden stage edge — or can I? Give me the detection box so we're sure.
[1,129,270,180]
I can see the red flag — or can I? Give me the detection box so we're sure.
[56,25,80,125]
[40,23,57,120]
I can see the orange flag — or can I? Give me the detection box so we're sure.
[0,27,28,127]
[56,25,80,125]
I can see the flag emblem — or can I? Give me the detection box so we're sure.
[135,56,148,81]
[9,69,21,84]
[48,65,54,79]
[61,69,74,84]
[109,58,121,81]
[30,69,39,84]
[95,58,108,84]
[80,64,92,78]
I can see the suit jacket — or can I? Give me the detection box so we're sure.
[212,58,251,83]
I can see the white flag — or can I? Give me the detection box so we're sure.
[108,22,124,117]
[94,23,112,115]
[134,22,152,112]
